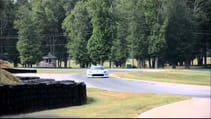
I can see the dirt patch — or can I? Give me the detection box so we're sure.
[0,69,22,84]
[0,60,12,68]
[0,60,22,84]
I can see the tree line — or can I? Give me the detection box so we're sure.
[0,0,210,68]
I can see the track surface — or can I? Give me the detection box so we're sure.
[15,70,210,98]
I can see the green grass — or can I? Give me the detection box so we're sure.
[26,88,188,118]
[37,68,86,74]
[111,69,211,86]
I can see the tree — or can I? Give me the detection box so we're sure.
[188,0,211,66]
[0,0,4,61]
[0,0,20,66]
[15,0,28,6]
[31,0,70,67]
[87,0,115,65]
[108,0,127,68]
[125,0,150,68]
[0,0,4,12]
[14,4,41,67]
[165,0,196,69]
[1,0,209,68]
[63,0,92,68]
[143,0,168,69]
[62,0,79,14]
[110,30,128,67]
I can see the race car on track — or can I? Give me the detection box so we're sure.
[86,65,109,78]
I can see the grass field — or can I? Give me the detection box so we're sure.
[110,69,211,86]
[26,88,188,118]
[37,68,86,74]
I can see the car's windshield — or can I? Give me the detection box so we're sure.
[90,66,104,70]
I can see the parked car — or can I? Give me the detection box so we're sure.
[86,65,109,78]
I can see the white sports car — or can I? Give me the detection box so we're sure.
[86,65,109,78]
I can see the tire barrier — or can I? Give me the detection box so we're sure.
[21,79,55,83]
[0,80,87,116]
[17,76,55,84]
[16,76,40,81]
[3,68,37,73]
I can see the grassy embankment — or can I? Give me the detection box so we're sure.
[0,69,22,84]
[0,60,22,84]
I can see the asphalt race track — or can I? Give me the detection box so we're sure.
[15,70,211,98]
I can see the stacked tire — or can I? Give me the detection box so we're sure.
[0,80,87,116]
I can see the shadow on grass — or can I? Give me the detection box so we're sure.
[86,97,96,104]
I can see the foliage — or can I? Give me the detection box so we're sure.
[0,0,210,68]
[14,4,41,66]
[87,0,115,65]
[63,1,92,67]
[0,0,19,66]
[31,0,68,67]
[126,0,150,68]
[0,0,4,11]
[143,0,168,68]
[165,0,196,68]
[109,0,129,67]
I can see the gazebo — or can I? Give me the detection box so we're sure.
[38,52,57,67]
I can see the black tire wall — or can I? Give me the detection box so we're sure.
[0,80,87,116]
[3,68,37,73]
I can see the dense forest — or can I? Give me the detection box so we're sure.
[0,0,210,68]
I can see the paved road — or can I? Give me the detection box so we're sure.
[139,97,211,118]
[15,72,211,98]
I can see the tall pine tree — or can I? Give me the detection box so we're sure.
[14,4,41,67]
[87,0,115,65]
[63,1,92,68]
